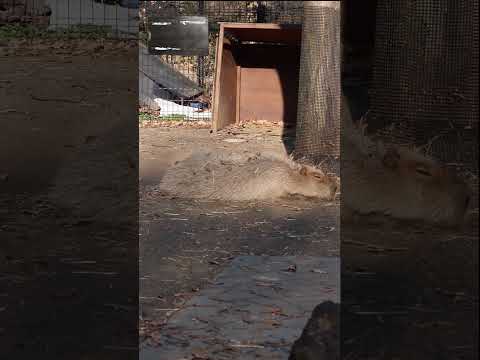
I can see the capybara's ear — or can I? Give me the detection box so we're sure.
[382,147,400,169]
[300,166,308,176]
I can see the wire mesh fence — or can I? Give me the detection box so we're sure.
[368,0,479,195]
[139,1,304,122]
[293,1,341,175]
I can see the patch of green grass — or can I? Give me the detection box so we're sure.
[160,114,187,121]
[138,112,154,122]
[0,24,45,38]
[139,32,148,44]
[138,112,187,122]
[62,24,113,38]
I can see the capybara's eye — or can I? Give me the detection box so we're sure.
[415,166,432,177]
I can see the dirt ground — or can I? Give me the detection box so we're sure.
[138,124,340,341]
[1,37,476,360]
[341,211,478,359]
[139,124,478,359]
[0,39,138,359]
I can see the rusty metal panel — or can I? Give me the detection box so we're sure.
[213,25,239,131]
[237,42,300,125]
[217,42,238,129]
[212,23,302,130]
[223,22,302,45]
[239,68,285,123]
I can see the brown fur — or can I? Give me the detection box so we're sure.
[341,95,471,226]
[158,151,337,202]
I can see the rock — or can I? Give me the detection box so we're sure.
[289,301,339,360]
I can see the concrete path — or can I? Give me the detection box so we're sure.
[141,255,339,360]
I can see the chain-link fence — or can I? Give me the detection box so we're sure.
[0,0,139,37]
[139,1,304,122]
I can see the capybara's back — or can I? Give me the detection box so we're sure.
[341,95,471,226]
[158,151,337,201]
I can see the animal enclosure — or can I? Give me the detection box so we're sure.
[138,1,304,121]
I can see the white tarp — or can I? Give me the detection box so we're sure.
[154,98,211,119]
